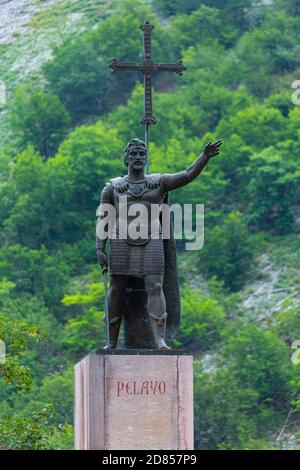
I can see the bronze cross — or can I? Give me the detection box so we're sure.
[109,20,186,127]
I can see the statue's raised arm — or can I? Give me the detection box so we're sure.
[162,140,223,192]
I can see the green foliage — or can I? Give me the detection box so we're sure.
[58,122,124,211]
[1,146,76,248]
[0,244,71,310]
[168,6,223,51]
[276,0,300,17]
[198,212,256,291]
[195,322,294,449]
[226,11,300,95]
[14,368,74,426]
[10,85,70,157]
[219,105,288,149]
[62,280,105,354]
[274,300,300,344]
[222,323,293,408]
[43,32,110,123]
[195,364,278,450]
[0,405,64,450]
[152,0,201,17]
[176,288,226,352]
[248,147,300,234]
[0,288,41,392]
[153,0,255,42]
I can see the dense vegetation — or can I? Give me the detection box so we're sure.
[0,0,300,449]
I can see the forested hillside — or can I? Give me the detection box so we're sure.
[0,0,300,450]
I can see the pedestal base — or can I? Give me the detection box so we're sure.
[74,350,193,450]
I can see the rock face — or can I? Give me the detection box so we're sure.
[0,0,62,45]
[74,351,194,450]
[0,0,87,83]
[0,0,104,141]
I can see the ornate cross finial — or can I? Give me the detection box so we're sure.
[109,20,186,172]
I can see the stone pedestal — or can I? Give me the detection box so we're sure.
[74,350,193,450]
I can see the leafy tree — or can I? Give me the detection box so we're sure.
[222,323,293,409]
[10,85,70,157]
[265,92,295,118]
[152,0,201,17]
[58,122,123,212]
[62,278,105,355]
[248,147,300,234]
[0,244,71,312]
[176,288,226,352]
[0,280,42,392]
[0,405,63,450]
[0,313,39,392]
[218,105,287,150]
[224,12,300,96]
[274,300,300,343]
[276,0,300,16]
[14,368,73,426]
[43,33,110,123]
[198,212,256,291]
[208,133,253,205]
[2,146,77,248]
[195,322,294,449]
[195,363,279,450]
[168,6,223,51]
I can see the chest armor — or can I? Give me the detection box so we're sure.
[110,174,164,245]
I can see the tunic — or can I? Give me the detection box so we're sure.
[96,174,167,277]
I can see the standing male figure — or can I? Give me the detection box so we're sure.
[96,138,222,350]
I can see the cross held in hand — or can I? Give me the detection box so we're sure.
[109,21,186,126]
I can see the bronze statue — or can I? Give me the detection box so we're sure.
[96,20,222,350]
[96,138,222,350]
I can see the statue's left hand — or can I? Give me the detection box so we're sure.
[203,140,223,159]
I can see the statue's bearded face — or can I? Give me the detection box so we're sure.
[126,146,147,169]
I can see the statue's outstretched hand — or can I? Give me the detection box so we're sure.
[203,140,223,159]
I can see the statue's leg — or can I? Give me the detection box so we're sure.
[103,275,128,349]
[144,274,170,350]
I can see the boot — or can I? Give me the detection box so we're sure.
[149,313,171,350]
[103,316,121,349]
